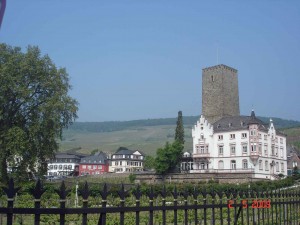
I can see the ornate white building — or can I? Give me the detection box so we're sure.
[109,147,144,173]
[191,111,287,180]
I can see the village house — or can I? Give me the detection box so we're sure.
[47,153,85,177]
[79,152,109,175]
[109,147,144,173]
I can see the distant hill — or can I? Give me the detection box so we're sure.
[60,116,300,156]
[67,115,300,133]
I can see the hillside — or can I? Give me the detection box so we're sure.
[60,116,300,156]
[65,116,300,133]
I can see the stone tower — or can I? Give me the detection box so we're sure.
[202,64,240,124]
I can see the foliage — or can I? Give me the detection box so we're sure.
[175,111,185,144]
[154,141,184,175]
[128,173,136,183]
[90,149,99,155]
[144,155,155,170]
[0,43,78,183]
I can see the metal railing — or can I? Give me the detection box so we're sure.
[0,178,300,225]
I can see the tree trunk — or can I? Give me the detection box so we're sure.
[0,155,8,184]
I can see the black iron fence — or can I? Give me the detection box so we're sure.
[0,178,300,225]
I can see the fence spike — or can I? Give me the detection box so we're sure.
[3,178,20,199]
[216,191,223,199]
[32,178,46,199]
[133,185,142,200]
[147,186,155,200]
[100,183,109,200]
[117,183,127,200]
[160,185,167,199]
[238,191,244,199]
[55,180,70,200]
[192,186,199,199]
[181,187,189,199]
[78,181,90,200]
[224,190,231,199]
[172,186,178,199]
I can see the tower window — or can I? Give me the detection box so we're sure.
[211,75,214,82]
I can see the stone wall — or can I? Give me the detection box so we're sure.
[202,64,240,124]
[135,172,264,184]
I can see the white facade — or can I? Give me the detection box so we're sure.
[191,112,287,180]
[109,149,144,173]
[47,153,81,177]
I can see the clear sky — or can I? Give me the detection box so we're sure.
[1,1,300,122]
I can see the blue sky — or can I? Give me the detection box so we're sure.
[1,1,300,122]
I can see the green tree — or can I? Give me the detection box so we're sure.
[144,155,155,170]
[155,141,184,175]
[90,149,99,155]
[0,43,78,183]
[175,111,184,145]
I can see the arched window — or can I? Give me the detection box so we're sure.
[218,160,224,170]
[231,160,236,170]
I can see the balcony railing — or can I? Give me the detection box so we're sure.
[193,152,210,158]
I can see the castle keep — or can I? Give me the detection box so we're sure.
[202,64,240,124]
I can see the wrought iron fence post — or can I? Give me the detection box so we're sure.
[210,190,216,225]
[117,183,127,225]
[160,185,167,225]
[98,183,109,225]
[172,186,178,225]
[32,179,45,225]
[225,190,231,225]
[183,188,189,225]
[79,181,90,225]
[56,181,70,225]
[201,190,208,225]
[193,187,199,225]
[7,197,13,225]
[3,178,20,225]
[217,191,224,225]
[133,185,142,225]
[147,186,155,225]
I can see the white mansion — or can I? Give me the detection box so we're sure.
[191,111,287,180]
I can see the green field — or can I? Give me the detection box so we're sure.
[60,125,193,156]
[282,127,300,150]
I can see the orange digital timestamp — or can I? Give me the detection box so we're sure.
[227,199,271,209]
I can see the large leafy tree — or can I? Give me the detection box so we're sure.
[0,43,78,183]
[155,141,183,175]
[175,111,184,145]
[144,155,155,170]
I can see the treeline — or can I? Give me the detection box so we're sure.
[66,116,300,133]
